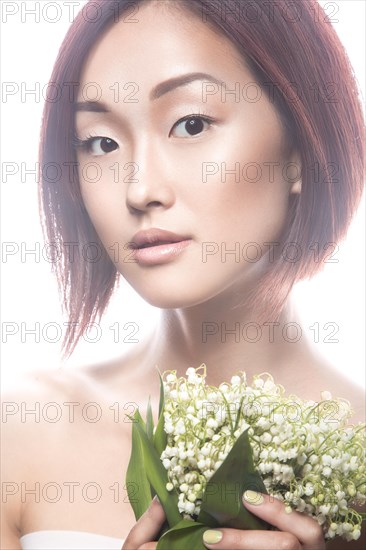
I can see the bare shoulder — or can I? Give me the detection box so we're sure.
[1,367,86,546]
[318,364,364,424]
[1,342,146,408]
[276,342,365,425]
[1,366,103,475]
[299,354,365,424]
[1,355,149,543]
[1,342,159,482]
[1,366,99,438]
[0,356,140,438]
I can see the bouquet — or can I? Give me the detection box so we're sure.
[126,366,365,549]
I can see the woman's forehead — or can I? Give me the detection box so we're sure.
[78,1,249,88]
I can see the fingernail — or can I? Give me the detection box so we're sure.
[243,490,264,505]
[153,494,160,504]
[203,529,223,545]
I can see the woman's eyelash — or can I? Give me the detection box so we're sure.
[173,113,215,126]
[72,112,216,150]
[72,134,97,150]
[178,112,214,121]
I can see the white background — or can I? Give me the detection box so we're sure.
[1,1,365,389]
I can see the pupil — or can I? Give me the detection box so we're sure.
[185,117,204,136]
[101,138,116,153]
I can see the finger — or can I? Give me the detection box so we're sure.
[242,490,325,550]
[203,527,302,550]
[122,497,166,550]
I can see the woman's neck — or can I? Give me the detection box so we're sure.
[146,294,313,387]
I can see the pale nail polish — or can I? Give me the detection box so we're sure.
[243,489,264,505]
[203,530,223,544]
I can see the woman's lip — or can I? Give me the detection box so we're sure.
[131,239,193,265]
[130,228,190,249]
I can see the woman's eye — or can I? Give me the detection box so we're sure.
[170,115,213,138]
[75,136,119,156]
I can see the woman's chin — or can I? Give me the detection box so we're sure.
[124,280,217,310]
[124,276,248,311]
[134,290,208,310]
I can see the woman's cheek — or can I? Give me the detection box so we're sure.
[79,179,124,246]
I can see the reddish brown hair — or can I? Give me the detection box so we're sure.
[39,0,365,357]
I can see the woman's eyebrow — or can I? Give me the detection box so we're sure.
[74,101,109,113]
[149,72,224,100]
[74,72,224,113]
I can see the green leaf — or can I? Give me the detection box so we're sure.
[158,372,165,417]
[233,396,245,433]
[134,420,181,527]
[198,428,269,530]
[154,407,167,457]
[154,396,167,458]
[125,410,152,520]
[154,373,167,455]
[131,408,146,432]
[157,519,208,550]
[146,396,154,442]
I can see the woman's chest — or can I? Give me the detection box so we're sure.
[20,415,139,539]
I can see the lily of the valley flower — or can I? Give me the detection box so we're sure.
[160,366,365,541]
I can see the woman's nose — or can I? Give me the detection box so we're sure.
[125,144,175,214]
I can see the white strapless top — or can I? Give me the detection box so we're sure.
[20,530,124,549]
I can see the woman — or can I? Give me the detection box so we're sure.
[2,0,364,548]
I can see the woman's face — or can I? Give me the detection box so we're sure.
[75,1,300,309]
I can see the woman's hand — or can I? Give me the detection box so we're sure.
[122,490,326,550]
[202,490,325,550]
[122,496,166,550]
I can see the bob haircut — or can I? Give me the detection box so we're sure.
[39,0,365,358]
